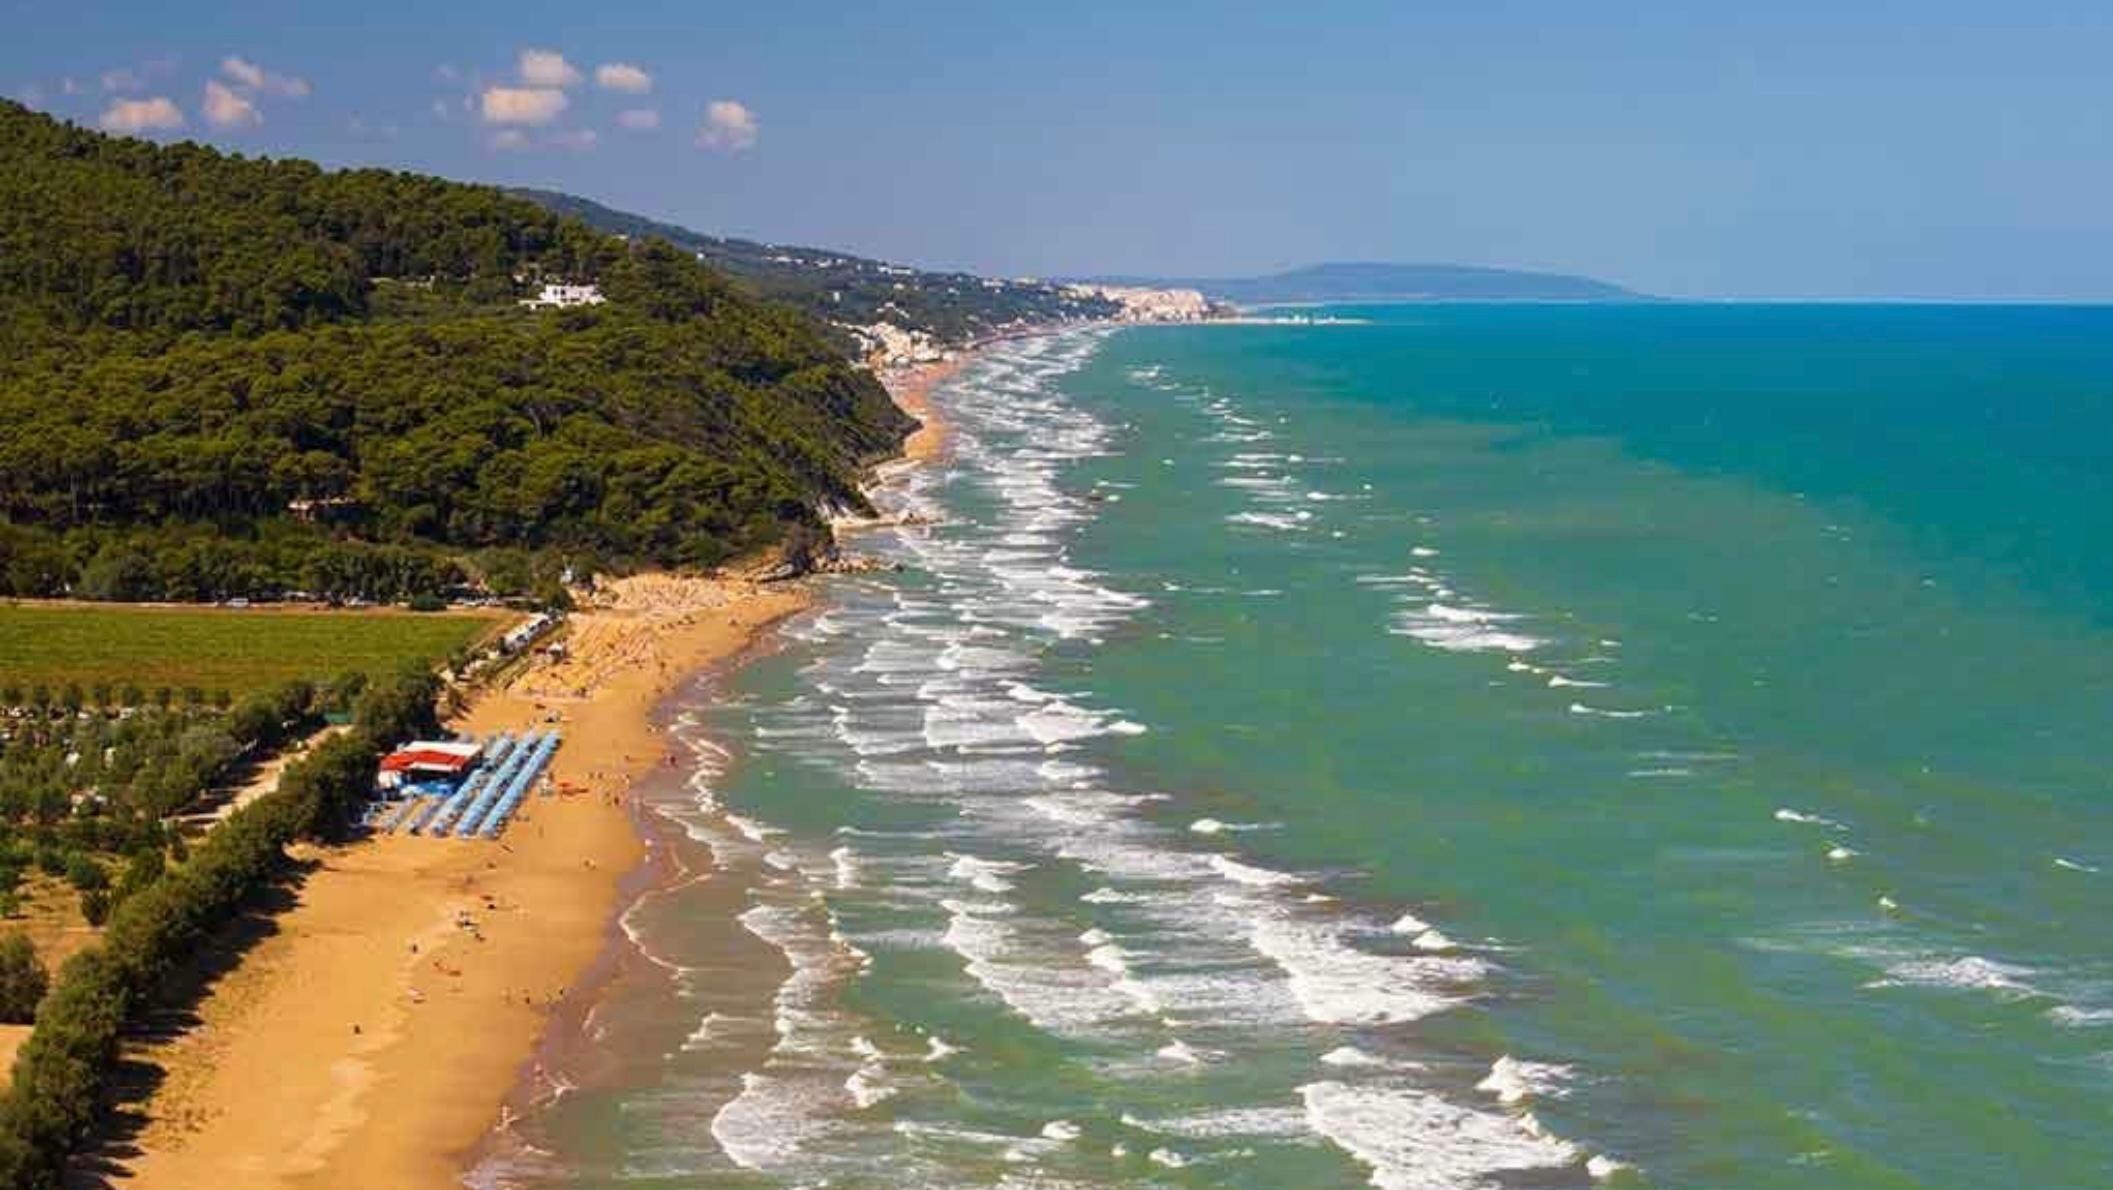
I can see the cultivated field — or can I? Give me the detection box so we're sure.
[0,603,506,698]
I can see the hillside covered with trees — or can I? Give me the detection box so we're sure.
[0,101,915,603]
[509,187,1119,345]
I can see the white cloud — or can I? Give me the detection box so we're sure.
[480,85,569,125]
[489,128,530,151]
[219,56,263,89]
[549,128,598,150]
[101,67,142,93]
[99,96,185,133]
[697,99,758,151]
[220,55,310,99]
[518,48,581,88]
[61,77,82,96]
[616,107,660,131]
[17,84,44,107]
[595,62,652,93]
[201,80,260,128]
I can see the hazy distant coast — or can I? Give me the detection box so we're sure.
[1083,261,1648,304]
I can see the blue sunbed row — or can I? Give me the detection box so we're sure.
[449,730,543,837]
[418,733,519,836]
[460,731,557,839]
[470,731,561,838]
[376,793,426,833]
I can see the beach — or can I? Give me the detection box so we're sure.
[112,573,813,1189]
[107,360,954,1188]
[884,355,966,463]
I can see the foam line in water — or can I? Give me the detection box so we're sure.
[1300,1081,1582,1190]
[1248,916,1483,1025]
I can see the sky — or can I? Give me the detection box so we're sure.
[6,0,2112,299]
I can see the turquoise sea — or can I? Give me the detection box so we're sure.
[481,305,2113,1189]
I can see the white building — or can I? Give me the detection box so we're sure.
[1064,284,1216,323]
[845,321,948,367]
[521,282,607,310]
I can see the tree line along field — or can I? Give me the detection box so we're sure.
[0,603,503,700]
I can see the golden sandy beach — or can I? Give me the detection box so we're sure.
[112,574,811,1190]
[887,354,967,464]
[109,370,953,1189]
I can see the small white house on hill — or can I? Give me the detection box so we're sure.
[521,282,606,310]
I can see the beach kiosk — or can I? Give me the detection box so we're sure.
[375,740,483,795]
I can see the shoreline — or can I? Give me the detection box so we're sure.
[459,626,805,1185]
[110,574,813,1189]
[106,355,960,1190]
[880,352,967,464]
[458,350,969,1182]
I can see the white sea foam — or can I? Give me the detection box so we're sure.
[828,845,861,889]
[1081,886,1144,904]
[724,813,780,842]
[1156,1039,1206,1064]
[1210,854,1302,887]
[1228,510,1312,532]
[1869,955,2038,995]
[1568,702,1657,719]
[946,853,1031,894]
[710,1071,840,1174]
[1409,929,1460,953]
[1300,1081,1581,1190]
[718,332,1631,1181]
[1129,1106,1311,1139]
[940,898,1141,1031]
[1391,602,1545,653]
[1249,917,1482,1025]
[1191,816,1269,835]
[1774,807,1842,827]
[679,1010,738,1052]
[845,1066,896,1108]
[1475,1055,1575,1105]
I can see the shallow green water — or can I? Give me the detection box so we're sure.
[491,306,2113,1189]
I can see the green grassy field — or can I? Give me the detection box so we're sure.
[0,603,506,698]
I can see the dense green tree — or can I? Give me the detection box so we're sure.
[0,934,45,1022]
[0,101,914,604]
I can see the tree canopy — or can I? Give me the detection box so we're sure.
[0,101,914,601]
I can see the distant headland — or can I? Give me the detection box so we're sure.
[1081,261,1648,304]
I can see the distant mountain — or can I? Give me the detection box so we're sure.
[508,189,1117,345]
[1091,262,1644,304]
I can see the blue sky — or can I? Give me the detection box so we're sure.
[7,0,2112,298]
